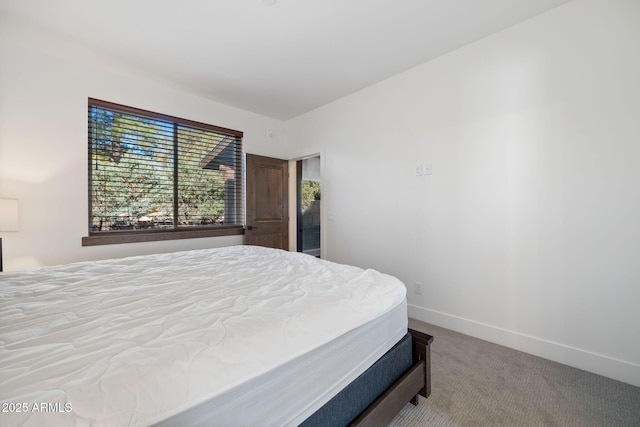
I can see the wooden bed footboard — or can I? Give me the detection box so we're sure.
[350,329,433,427]
[410,328,434,399]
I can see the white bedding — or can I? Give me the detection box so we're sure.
[0,245,407,427]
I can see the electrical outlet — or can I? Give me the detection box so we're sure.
[414,282,423,295]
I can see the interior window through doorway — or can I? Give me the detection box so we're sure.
[296,156,321,258]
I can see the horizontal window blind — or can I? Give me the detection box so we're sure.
[88,98,243,236]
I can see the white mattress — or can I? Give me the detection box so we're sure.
[0,245,407,427]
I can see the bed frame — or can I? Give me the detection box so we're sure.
[351,329,433,426]
[301,328,433,427]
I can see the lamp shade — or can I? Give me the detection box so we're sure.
[0,198,19,231]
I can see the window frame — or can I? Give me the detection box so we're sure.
[82,98,244,247]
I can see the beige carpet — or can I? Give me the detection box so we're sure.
[388,319,640,427]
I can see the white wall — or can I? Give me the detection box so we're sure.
[287,0,640,386]
[0,22,287,270]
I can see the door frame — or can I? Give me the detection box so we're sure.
[288,153,324,258]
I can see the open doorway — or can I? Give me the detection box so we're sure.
[296,156,321,258]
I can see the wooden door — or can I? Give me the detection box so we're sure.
[244,154,289,250]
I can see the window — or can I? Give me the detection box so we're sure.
[82,98,244,246]
[296,156,321,258]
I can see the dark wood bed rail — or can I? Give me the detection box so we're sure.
[411,328,434,399]
[350,328,433,427]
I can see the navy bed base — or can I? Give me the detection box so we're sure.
[301,329,433,427]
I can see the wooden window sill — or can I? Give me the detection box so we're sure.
[82,227,244,246]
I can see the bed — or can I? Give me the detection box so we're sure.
[0,245,432,426]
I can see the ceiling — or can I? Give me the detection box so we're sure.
[1,0,570,120]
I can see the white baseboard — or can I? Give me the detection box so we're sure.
[408,304,640,388]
